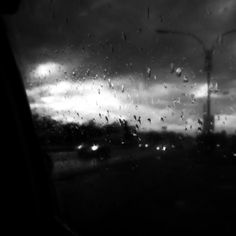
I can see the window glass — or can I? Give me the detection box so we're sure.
[5,0,236,234]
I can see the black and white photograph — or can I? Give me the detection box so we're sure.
[2,0,236,235]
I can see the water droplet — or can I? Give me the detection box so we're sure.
[183,75,189,83]
[121,32,127,41]
[147,7,150,19]
[85,69,90,76]
[206,9,212,16]
[160,15,164,23]
[110,44,114,53]
[175,67,182,77]
[147,67,151,78]
[217,35,223,45]
[198,119,203,125]
[210,82,219,93]
[137,27,142,33]
[121,85,125,93]
[107,78,114,89]
[170,62,175,73]
[138,116,141,124]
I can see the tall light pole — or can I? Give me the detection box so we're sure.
[156,29,236,134]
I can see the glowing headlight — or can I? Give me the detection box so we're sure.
[91,144,99,151]
[77,144,83,150]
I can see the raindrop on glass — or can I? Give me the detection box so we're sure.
[147,67,152,78]
[183,75,189,83]
[121,85,125,93]
[170,62,175,73]
[121,32,127,41]
[175,67,182,77]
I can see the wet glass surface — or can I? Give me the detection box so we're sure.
[4,0,236,234]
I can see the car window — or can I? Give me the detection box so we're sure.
[5,0,236,234]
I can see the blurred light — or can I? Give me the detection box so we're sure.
[91,144,99,151]
[33,62,62,77]
[77,144,83,149]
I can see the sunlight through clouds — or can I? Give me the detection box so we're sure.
[30,62,63,78]
[26,64,236,134]
[27,74,202,133]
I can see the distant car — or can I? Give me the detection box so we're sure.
[75,143,111,161]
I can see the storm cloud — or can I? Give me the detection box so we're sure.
[5,0,236,133]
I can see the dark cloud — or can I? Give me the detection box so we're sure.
[6,0,236,75]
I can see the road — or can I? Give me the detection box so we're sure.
[50,145,172,179]
[50,146,236,235]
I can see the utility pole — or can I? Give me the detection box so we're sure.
[156,29,236,133]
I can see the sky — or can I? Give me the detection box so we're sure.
[5,0,236,134]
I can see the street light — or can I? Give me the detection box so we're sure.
[156,29,236,133]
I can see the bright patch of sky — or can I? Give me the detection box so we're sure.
[26,62,236,134]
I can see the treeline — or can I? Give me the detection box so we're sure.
[32,113,136,147]
[32,113,236,158]
[193,132,236,160]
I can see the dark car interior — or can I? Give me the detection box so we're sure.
[1,2,74,235]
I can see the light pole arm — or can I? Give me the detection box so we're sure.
[155,29,206,51]
[212,29,236,51]
[222,29,236,37]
